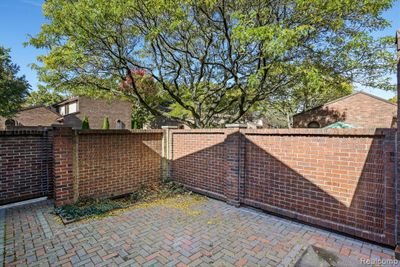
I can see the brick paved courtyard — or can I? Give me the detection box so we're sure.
[0,195,398,267]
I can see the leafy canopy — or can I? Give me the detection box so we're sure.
[256,71,353,127]
[0,46,30,117]
[25,85,64,107]
[29,0,396,127]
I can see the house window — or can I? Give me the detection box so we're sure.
[59,105,66,115]
[307,121,320,128]
[59,101,78,115]
[68,102,77,113]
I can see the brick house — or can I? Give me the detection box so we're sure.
[0,106,61,130]
[292,91,397,128]
[53,96,132,129]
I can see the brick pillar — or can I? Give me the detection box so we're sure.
[53,126,75,207]
[225,124,247,207]
[161,126,178,180]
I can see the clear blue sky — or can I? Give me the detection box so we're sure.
[0,0,399,99]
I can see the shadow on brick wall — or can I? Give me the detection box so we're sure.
[170,129,396,246]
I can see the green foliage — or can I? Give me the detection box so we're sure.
[0,46,30,117]
[255,74,354,127]
[129,185,150,202]
[28,0,396,127]
[54,182,187,221]
[25,85,64,107]
[102,116,110,129]
[389,96,397,104]
[81,116,90,129]
[158,179,187,198]
[54,199,125,221]
[131,104,153,129]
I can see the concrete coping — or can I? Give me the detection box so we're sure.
[161,126,179,129]
[241,128,395,136]
[76,129,164,134]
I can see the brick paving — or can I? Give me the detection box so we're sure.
[0,196,398,267]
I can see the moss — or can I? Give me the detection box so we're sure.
[122,193,206,216]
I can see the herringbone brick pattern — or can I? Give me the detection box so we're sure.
[0,197,397,266]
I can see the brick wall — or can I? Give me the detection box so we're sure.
[242,128,396,246]
[0,128,53,204]
[4,125,398,247]
[77,130,162,198]
[52,127,75,206]
[52,128,163,206]
[170,129,227,200]
[169,128,397,246]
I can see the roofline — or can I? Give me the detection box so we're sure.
[293,91,396,117]
[1,106,63,120]
[16,105,47,112]
[323,91,396,107]
[53,96,79,106]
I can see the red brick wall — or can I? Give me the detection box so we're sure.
[293,92,397,128]
[52,129,163,206]
[171,130,227,200]
[242,128,396,246]
[77,130,162,198]
[51,126,397,246]
[170,128,397,246]
[53,127,75,206]
[0,129,53,205]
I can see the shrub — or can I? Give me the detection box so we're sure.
[54,198,124,221]
[158,179,187,197]
[130,184,149,202]
[102,116,110,129]
[82,116,90,129]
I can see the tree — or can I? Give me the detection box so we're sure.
[258,72,353,127]
[389,96,397,104]
[29,0,396,128]
[25,85,64,107]
[102,115,110,129]
[82,116,90,129]
[0,46,30,117]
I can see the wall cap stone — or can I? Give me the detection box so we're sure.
[77,129,164,135]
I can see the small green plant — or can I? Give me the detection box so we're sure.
[158,179,187,197]
[81,116,90,129]
[130,184,149,202]
[102,115,110,129]
[55,198,125,221]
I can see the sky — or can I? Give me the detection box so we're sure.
[0,0,399,100]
